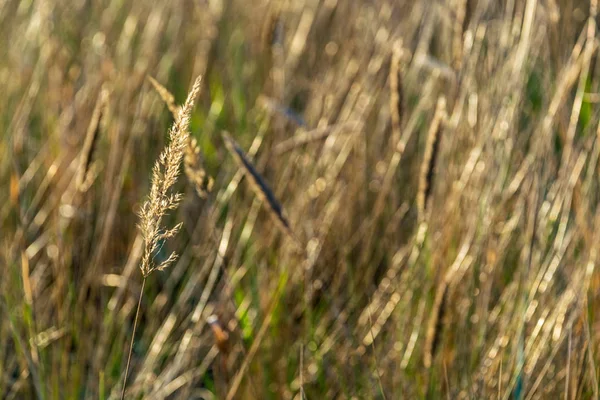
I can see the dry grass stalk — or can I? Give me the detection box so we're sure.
[138,75,202,277]
[389,41,404,145]
[221,131,298,245]
[184,137,214,198]
[423,281,450,369]
[417,96,447,220]
[424,232,474,373]
[121,75,202,400]
[452,0,467,70]
[147,75,180,117]
[273,122,354,155]
[226,277,287,400]
[76,87,109,192]
[10,172,19,206]
[148,75,213,198]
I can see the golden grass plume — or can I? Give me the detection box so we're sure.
[138,75,202,277]
[148,75,213,199]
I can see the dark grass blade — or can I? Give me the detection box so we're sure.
[221,131,298,245]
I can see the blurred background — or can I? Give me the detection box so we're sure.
[2,0,600,398]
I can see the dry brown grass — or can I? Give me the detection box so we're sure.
[2,0,600,399]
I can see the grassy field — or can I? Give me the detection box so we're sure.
[2,0,600,398]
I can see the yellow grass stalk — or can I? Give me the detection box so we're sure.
[121,75,202,400]
[148,75,213,198]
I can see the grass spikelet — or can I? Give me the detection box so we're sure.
[138,74,202,276]
[76,87,108,192]
[148,75,213,198]
[221,131,298,245]
[184,137,214,198]
[417,96,447,220]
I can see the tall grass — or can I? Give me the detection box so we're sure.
[1,0,600,398]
